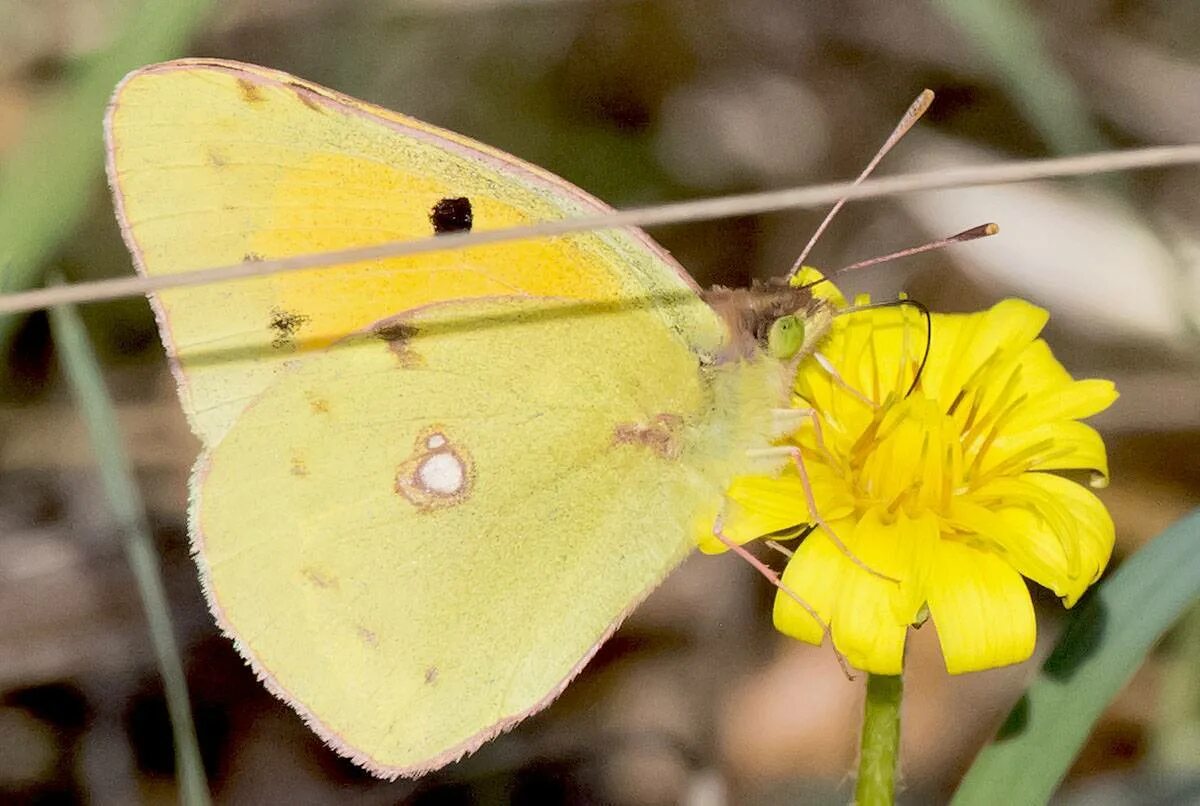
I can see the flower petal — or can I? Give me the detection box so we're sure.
[699,469,854,554]
[774,515,913,674]
[969,472,1115,605]
[982,420,1111,483]
[1008,473,1114,606]
[950,499,1077,603]
[793,267,848,306]
[773,521,852,646]
[922,300,1048,410]
[830,525,909,674]
[927,539,1036,673]
[1004,340,1119,430]
[867,508,939,625]
[831,303,927,403]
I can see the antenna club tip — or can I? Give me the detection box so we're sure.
[983,222,1000,235]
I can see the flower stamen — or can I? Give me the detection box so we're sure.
[969,438,1057,489]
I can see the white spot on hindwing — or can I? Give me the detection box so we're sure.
[395,426,474,511]
[416,451,465,494]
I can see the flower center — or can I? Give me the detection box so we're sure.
[815,392,963,520]
[805,345,1052,523]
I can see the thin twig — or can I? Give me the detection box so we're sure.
[2,145,1198,315]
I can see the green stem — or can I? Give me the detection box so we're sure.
[856,672,903,806]
[50,299,211,806]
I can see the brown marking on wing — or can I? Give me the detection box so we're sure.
[356,626,379,647]
[236,77,266,104]
[612,413,685,459]
[290,455,309,477]
[395,426,474,512]
[302,566,339,589]
[425,666,438,684]
[374,321,424,368]
[308,397,330,415]
[286,82,326,114]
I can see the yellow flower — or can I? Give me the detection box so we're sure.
[707,283,1118,674]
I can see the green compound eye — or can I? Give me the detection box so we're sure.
[767,314,805,359]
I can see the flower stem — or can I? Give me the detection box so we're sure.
[856,672,903,805]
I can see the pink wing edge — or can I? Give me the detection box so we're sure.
[102,57,703,426]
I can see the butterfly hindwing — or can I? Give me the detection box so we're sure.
[196,296,780,775]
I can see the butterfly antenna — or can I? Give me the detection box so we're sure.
[786,89,935,282]
[832,223,998,277]
[799,222,998,297]
[837,298,932,398]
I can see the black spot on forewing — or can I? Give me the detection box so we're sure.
[429,197,473,234]
[269,307,311,349]
[243,252,264,262]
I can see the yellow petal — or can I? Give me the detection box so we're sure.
[829,303,926,403]
[1019,377,1118,426]
[792,266,848,307]
[774,516,912,674]
[922,300,1048,410]
[927,539,1036,673]
[701,476,807,552]
[702,466,856,554]
[950,498,1081,604]
[1010,473,1114,607]
[1004,340,1118,429]
[830,534,908,674]
[861,507,940,625]
[1007,338,1072,395]
[773,521,852,646]
[982,420,1111,482]
[969,472,1115,606]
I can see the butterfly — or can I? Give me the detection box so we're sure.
[105,59,854,778]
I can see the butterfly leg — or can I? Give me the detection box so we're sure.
[712,520,853,680]
[745,445,898,584]
[812,352,877,408]
[771,406,832,463]
[764,525,815,559]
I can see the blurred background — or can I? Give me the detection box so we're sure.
[1,0,1199,803]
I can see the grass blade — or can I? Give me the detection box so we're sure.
[49,297,210,806]
[930,0,1107,156]
[0,0,213,346]
[953,509,1200,804]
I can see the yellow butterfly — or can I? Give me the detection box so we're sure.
[105,59,833,777]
